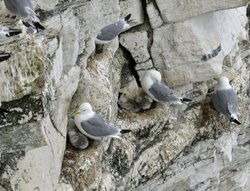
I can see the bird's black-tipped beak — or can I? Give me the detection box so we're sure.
[124,14,132,22]
[33,22,45,31]
[120,129,131,134]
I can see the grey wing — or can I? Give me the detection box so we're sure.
[4,0,32,17]
[81,114,119,137]
[212,89,238,117]
[149,81,179,102]
[97,21,124,41]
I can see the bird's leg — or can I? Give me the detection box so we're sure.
[22,21,31,28]
[33,22,45,32]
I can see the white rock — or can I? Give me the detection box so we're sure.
[146,2,163,29]
[0,35,50,101]
[36,0,58,11]
[0,116,64,191]
[56,181,74,191]
[60,10,80,73]
[119,0,144,28]
[120,31,150,64]
[151,7,247,86]
[155,0,246,22]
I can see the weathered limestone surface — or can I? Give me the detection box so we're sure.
[151,7,247,86]
[146,2,163,29]
[0,0,250,191]
[0,0,80,190]
[120,31,150,64]
[155,0,246,23]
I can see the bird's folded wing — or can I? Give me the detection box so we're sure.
[97,21,124,41]
[81,114,119,136]
[149,81,175,102]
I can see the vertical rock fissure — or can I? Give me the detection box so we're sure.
[119,45,142,87]
[146,0,164,23]
[50,114,65,138]
[142,0,156,69]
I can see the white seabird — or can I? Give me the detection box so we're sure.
[212,76,241,125]
[3,0,45,31]
[141,69,192,104]
[95,14,132,44]
[74,102,131,140]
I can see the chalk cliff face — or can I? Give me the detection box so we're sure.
[0,0,249,191]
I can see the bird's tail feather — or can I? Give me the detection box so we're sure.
[230,117,241,125]
[8,29,22,37]
[120,129,131,134]
[23,21,45,32]
[0,53,11,62]
[180,98,192,103]
[33,22,45,31]
[124,14,132,21]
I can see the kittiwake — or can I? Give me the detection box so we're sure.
[74,102,131,140]
[0,52,11,62]
[141,69,192,104]
[95,14,132,44]
[3,0,45,31]
[67,118,89,149]
[212,76,241,125]
[0,25,22,39]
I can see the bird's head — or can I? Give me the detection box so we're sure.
[218,76,229,84]
[145,69,162,82]
[74,102,93,116]
[215,76,231,90]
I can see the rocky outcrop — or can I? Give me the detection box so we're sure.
[155,0,246,22]
[0,0,249,191]
[0,0,80,190]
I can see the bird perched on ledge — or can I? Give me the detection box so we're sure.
[212,76,241,125]
[3,0,45,31]
[141,69,192,104]
[95,13,132,45]
[74,102,131,140]
[93,14,133,55]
